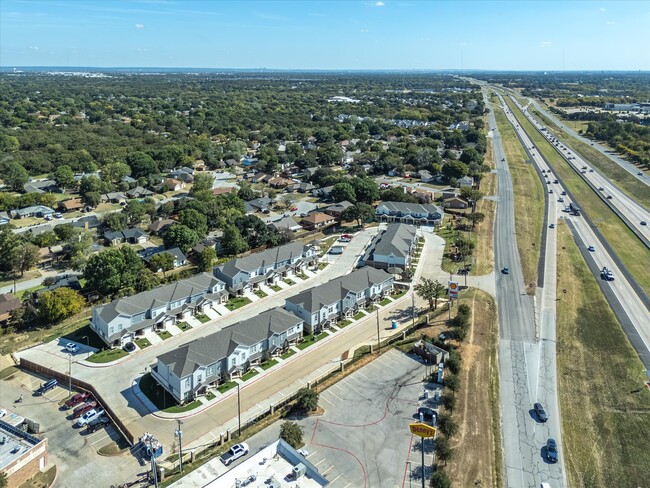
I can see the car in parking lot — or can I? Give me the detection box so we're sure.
[533,402,548,422]
[546,438,559,463]
[65,343,79,353]
[220,442,249,466]
[76,408,105,427]
[123,342,136,353]
[64,392,92,409]
[73,401,97,418]
[86,415,111,434]
[0,409,7,418]
[35,378,58,396]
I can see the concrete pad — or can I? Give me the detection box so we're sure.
[203,308,219,320]
[144,330,163,345]
[166,324,183,336]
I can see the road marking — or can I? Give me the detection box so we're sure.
[319,395,335,406]
[314,458,326,467]
[321,465,334,476]
[328,474,342,484]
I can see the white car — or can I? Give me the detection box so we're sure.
[0,408,7,418]
[76,408,104,427]
[65,343,79,353]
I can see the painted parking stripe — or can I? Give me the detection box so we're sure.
[319,394,335,406]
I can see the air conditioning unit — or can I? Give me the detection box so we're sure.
[292,463,306,479]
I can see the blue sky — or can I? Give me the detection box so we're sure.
[1,0,649,70]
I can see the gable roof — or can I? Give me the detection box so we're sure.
[364,223,417,260]
[301,212,334,225]
[217,242,308,279]
[377,201,443,216]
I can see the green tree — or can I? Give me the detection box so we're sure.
[296,387,319,412]
[149,252,175,277]
[162,224,199,254]
[0,134,19,152]
[445,350,461,375]
[279,421,304,449]
[437,413,458,437]
[442,161,467,180]
[414,277,446,310]
[331,182,357,203]
[126,151,159,178]
[197,247,216,272]
[430,470,452,488]
[191,173,214,194]
[79,175,103,197]
[83,191,101,208]
[444,373,459,393]
[3,160,29,192]
[123,200,146,226]
[83,246,145,297]
[441,392,456,412]
[434,436,452,465]
[0,470,8,488]
[51,164,76,190]
[467,212,485,229]
[103,212,128,232]
[179,208,208,238]
[237,181,256,201]
[350,177,380,204]
[9,242,39,277]
[340,202,375,227]
[220,225,248,255]
[102,162,131,185]
[54,223,75,241]
[38,287,85,323]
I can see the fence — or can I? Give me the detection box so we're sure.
[18,358,135,446]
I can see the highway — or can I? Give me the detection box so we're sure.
[486,89,566,488]
[507,96,650,246]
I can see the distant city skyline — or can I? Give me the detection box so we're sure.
[2,0,649,71]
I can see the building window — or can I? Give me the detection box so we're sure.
[184,378,191,388]
[231,358,236,367]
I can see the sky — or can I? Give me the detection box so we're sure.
[1,0,649,70]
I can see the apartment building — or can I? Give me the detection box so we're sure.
[360,223,418,271]
[375,201,444,227]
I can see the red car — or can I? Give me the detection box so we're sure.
[64,392,92,410]
[73,401,97,418]
[341,234,353,239]
[291,207,298,212]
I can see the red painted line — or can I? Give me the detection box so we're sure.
[310,439,367,488]
[401,434,415,488]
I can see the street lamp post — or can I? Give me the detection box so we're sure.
[67,353,72,398]
[406,461,412,488]
[175,419,183,474]
[237,383,242,437]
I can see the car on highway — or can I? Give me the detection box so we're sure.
[638,172,643,176]
[123,342,136,353]
[533,402,548,422]
[76,408,105,427]
[65,342,79,353]
[546,438,559,463]
[64,392,92,409]
[220,442,249,466]
[588,246,596,252]
[589,169,594,172]
[601,267,615,281]
[641,221,647,226]
[553,180,558,184]
[501,267,509,274]
[598,187,604,191]
[548,189,553,194]
[549,224,555,229]
[561,191,566,195]
[558,198,564,203]
[606,195,613,199]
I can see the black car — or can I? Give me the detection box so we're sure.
[501,267,509,274]
[35,378,58,396]
[546,438,559,463]
[86,415,111,433]
[123,342,136,352]
[534,402,548,422]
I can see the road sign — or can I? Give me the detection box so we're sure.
[448,281,459,299]
[409,422,436,438]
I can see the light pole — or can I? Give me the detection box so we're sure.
[406,461,412,488]
[411,293,415,328]
[237,383,241,438]
[175,419,183,474]
[67,353,72,398]
[376,309,381,354]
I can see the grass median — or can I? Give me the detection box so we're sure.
[506,97,650,295]
[555,223,650,487]
[494,105,544,293]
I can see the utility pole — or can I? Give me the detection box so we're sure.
[237,383,242,437]
[175,419,183,474]
[67,353,72,398]
[376,309,381,353]
[149,437,159,488]
[411,293,415,328]
[421,439,425,488]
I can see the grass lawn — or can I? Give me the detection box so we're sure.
[87,348,128,363]
[217,381,237,394]
[318,262,329,270]
[139,372,202,412]
[318,236,338,255]
[506,98,650,295]
[241,369,259,381]
[157,330,172,340]
[225,296,252,311]
[19,465,57,488]
[134,338,151,349]
[494,105,544,294]
[206,391,216,401]
[391,289,406,299]
[270,284,282,292]
[353,311,365,320]
[283,278,295,286]
[195,313,211,323]
[555,223,650,487]
[280,349,296,359]
[296,272,309,280]
[365,305,378,313]
[261,359,279,370]
[178,321,192,331]
[337,319,352,328]
[254,289,268,298]
[379,298,392,306]
[15,284,44,300]
[297,332,328,350]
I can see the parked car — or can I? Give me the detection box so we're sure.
[546,438,559,463]
[533,402,548,422]
[76,408,105,427]
[86,415,111,433]
[65,343,79,353]
[73,401,97,418]
[0,409,7,418]
[123,342,136,353]
[220,442,249,466]
[53,212,63,219]
[35,378,58,396]
[64,392,92,409]
[290,207,298,212]
[417,406,436,424]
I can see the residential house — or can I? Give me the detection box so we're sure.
[268,176,294,189]
[324,201,353,219]
[418,170,435,183]
[90,272,228,347]
[409,188,434,204]
[300,212,335,230]
[0,294,22,323]
[126,186,154,199]
[214,242,317,295]
[388,168,402,177]
[302,167,320,179]
[59,198,83,213]
[23,179,59,194]
[11,205,55,219]
[104,228,149,246]
[285,268,394,333]
[100,192,127,204]
[293,181,316,193]
[71,215,101,230]
[28,274,81,310]
[457,176,474,188]
[443,196,470,209]
[140,246,187,269]
[151,308,303,403]
[448,121,470,131]
[360,224,418,271]
[211,186,237,196]
[312,185,334,199]
[244,197,272,214]
[156,178,184,192]
[250,173,268,184]
[170,167,195,183]
[194,160,207,171]
[147,219,176,235]
[438,188,460,200]
[268,216,302,233]
[0,211,11,225]
[375,201,444,227]
[225,159,240,168]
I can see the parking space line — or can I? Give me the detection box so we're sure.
[320,394,335,406]
[90,433,110,446]
[313,458,326,467]
[379,354,400,366]
[328,473,342,484]
[321,465,334,476]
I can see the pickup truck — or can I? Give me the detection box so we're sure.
[601,267,615,281]
[64,392,92,410]
[220,442,249,466]
[76,408,105,427]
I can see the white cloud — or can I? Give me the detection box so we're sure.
[607,21,615,25]
[29,46,39,50]
[134,48,150,52]
[135,23,144,29]
[540,41,552,48]
[600,7,606,12]
[460,42,472,47]
[360,29,369,33]
[375,1,384,6]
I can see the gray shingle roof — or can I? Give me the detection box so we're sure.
[217,242,309,279]
[364,223,417,260]
[377,201,443,217]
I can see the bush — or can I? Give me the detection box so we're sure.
[441,392,456,412]
[444,373,459,393]
[296,387,319,412]
[430,470,452,488]
[280,421,303,448]
[434,436,453,465]
[446,353,461,375]
[437,413,458,437]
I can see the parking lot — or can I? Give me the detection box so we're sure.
[0,368,144,488]
[289,349,438,488]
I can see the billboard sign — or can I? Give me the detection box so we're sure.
[448,281,459,299]
[409,422,436,438]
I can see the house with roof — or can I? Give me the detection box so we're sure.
[225,159,241,168]
[211,186,236,196]
[443,196,470,209]
[360,224,418,271]
[302,167,320,179]
[169,167,195,183]
[100,192,127,204]
[244,197,273,214]
[104,228,149,246]
[126,186,154,199]
[285,268,394,334]
[0,293,22,323]
[59,198,83,213]
[90,272,228,347]
[312,185,334,199]
[147,218,176,235]
[457,176,475,188]
[215,242,317,296]
[324,200,353,219]
[375,201,444,227]
[151,308,303,403]
[300,212,335,230]
[293,181,316,193]
[156,178,184,192]
[11,205,55,219]
[268,176,294,189]
[23,179,59,194]
[418,170,435,183]
[140,246,187,269]
[0,211,11,225]
[268,216,303,233]
[71,215,101,230]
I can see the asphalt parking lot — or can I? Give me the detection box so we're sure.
[0,368,144,488]
[290,349,436,488]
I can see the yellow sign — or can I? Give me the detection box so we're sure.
[409,422,436,438]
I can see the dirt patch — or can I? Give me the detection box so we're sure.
[97,439,131,457]
[445,290,502,488]
[18,466,57,488]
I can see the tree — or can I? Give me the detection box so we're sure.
[83,191,101,208]
[179,208,208,238]
[459,147,482,165]
[191,173,214,194]
[445,350,461,375]
[79,175,103,197]
[149,252,175,277]
[444,373,459,393]
[430,470,452,488]
[441,392,456,412]
[380,187,419,203]
[454,236,474,262]
[437,413,458,437]
[350,177,379,204]
[52,164,76,190]
[9,242,39,277]
[221,225,248,255]
[0,471,8,488]
[103,212,128,232]
[83,246,146,297]
[280,421,304,449]
[162,224,199,254]
[237,181,256,201]
[467,212,485,229]
[126,151,159,178]
[102,162,131,185]
[414,278,446,310]
[296,387,319,412]
[54,223,75,241]
[3,160,29,192]
[123,200,146,226]
[434,436,452,466]
[197,247,216,272]
[330,182,357,203]
[38,287,85,323]
[442,161,466,180]
[341,202,375,227]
